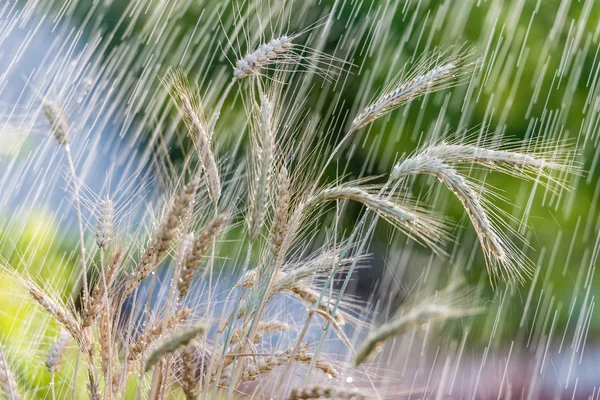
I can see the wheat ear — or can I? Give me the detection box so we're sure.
[288,385,370,400]
[45,330,71,372]
[178,214,228,299]
[234,35,295,79]
[43,100,70,145]
[229,321,289,344]
[21,278,80,339]
[390,141,575,281]
[270,164,291,261]
[165,70,221,204]
[248,92,275,241]
[95,198,114,250]
[308,186,446,252]
[128,307,191,365]
[354,284,482,366]
[123,178,199,298]
[0,348,20,400]
[351,49,475,131]
[84,248,123,327]
[145,323,207,372]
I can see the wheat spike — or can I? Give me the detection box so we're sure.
[234,35,295,80]
[84,248,124,327]
[354,283,482,366]
[309,186,446,252]
[43,100,70,146]
[248,92,275,241]
[269,164,291,261]
[178,214,228,298]
[21,278,80,339]
[165,70,221,204]
[95,198,114,250]
[128,307,191,364]
[123,178,199,298]
[288,385,370,400]
[0,348,20,400]
[351,49,475,131]
[45,330,71,372]
[145,323,207,372]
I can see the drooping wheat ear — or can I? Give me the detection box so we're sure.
[43,100,70,145]
[21,278,80,339]
[178,213,228,298]
[123,178,199,299]
[0,348,20,400]
[229,321,289,344]
[248,92,276,242]
[234,35,294,80]
[219,344,336,384]
[390,140,575,282]
[288,385,370,400]
[128,307,191,365]
[84,248,124,327]
[95,198,114,250]
[308,186,447,252]
[353,283,482,366]
[269,164,291,261]
[402,141,577,186]
[145,323,206,372]
[165,70,221,204]
[288,285,346,326]
[45,330,71,372]
[351,49,476,131]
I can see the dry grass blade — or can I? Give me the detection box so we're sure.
[288,385,370,400]
[144,322,207,372]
